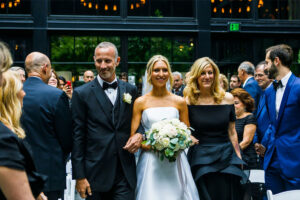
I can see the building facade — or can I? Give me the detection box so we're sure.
[0,0,299,85]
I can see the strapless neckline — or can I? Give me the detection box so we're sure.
[143,106,179,112]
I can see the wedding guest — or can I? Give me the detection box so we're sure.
[119,72,128,82]
[231,88,257,169]
[172,71,185,97]
[185,57,245,200]
[83,70,94,83]
[48,69,60,88]
[229,75,241,91]
[21,52,72,200]
[0,70,46,200]
[9,66,26,83]
[219,73,229,91]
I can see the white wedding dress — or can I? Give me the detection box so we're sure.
[136,107,199,200]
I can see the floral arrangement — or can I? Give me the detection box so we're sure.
[143,118,192,162]
[123,93,132,104]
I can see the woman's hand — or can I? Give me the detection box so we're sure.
[141,144,151,151]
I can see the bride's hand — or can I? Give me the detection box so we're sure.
[141,144,151,151]
[190,135,199,146]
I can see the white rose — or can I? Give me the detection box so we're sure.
[155,143,164,151]
[161,138,170,148]
[161,124,177,138]
[123,93,132,104]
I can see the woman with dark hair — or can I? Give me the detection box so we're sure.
[231,88,257,169]
[48,69,60,88]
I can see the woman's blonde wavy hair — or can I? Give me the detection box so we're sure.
[0,42,12,73]
[184,57,225,105]
[146,55,173,88]
[0,71,25,138]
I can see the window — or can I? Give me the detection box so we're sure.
[128,36,194,85]
[0,0,30,14]
[211,0,252,19]
[50,0,120,16]
[258,0,300,20]
[128,0,194,17]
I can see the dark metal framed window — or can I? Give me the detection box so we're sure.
[0,0,30,14]
[50,0,120,16]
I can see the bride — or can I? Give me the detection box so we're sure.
[130,55,199,200]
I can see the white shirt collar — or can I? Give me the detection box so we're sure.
[97,75,117,87]
[279,71,292,87]
[243,76,252,88]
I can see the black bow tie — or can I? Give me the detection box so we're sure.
[103,81,118,90]
[273,80,283,91]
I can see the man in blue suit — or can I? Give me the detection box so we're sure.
[253,61,272,162]
[264,44,300,194]
[238,61,262,113]
[21,52,73,200]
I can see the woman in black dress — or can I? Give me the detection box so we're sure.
[184,57,246,200]
[231,88,258,169]
[0,69,46,199]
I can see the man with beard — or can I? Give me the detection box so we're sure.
[263,44,300,194]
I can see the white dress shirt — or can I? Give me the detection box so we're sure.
[97,75,118,105]
[276,71,292,118]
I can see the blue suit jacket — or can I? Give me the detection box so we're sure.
[253,92,271,148]
[264,73,300,179]
[243,77,262,112]
[21,77,73,192]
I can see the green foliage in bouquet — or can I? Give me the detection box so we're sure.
[142,118,192,162]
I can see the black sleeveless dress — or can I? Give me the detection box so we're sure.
[187,104,246,200]
[0,122,46,199]
[235,114,258,169]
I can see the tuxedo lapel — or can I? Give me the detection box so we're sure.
[116,80,127,128]
[91,79,113,126]
[276,74,296,130]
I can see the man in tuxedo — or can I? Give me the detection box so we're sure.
[264,44,300,194]
[238,61,262,112]
[253,61,272,165]
[72,42,143,200]
[21,52,73,199]
[172,71,185,97]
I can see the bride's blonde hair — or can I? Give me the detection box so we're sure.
[146,55,173,88]
[184,57,225,105]
[0,71,25,138]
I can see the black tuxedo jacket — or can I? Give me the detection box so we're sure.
[21,77,73,192]
[71,78,140,192]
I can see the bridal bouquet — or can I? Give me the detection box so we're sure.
[143,118,192,162]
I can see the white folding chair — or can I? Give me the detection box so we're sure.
[267,189,300,200]
[248,169,265,183]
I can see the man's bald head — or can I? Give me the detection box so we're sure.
[25,52,52,83]
[83,70,94,83]
[25,52,50,73]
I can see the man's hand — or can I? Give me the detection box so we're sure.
[254,143,266,157]
[37,192,47,200]
[190,135,199,146]
[123,133,143,153]
[76,178,92,198]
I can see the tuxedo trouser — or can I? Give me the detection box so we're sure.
[44,190,64,200]
[86,158,134,200]
[265,150,300,194]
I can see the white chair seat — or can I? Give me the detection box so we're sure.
[267,189,300,200]
[248,169,265,183]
